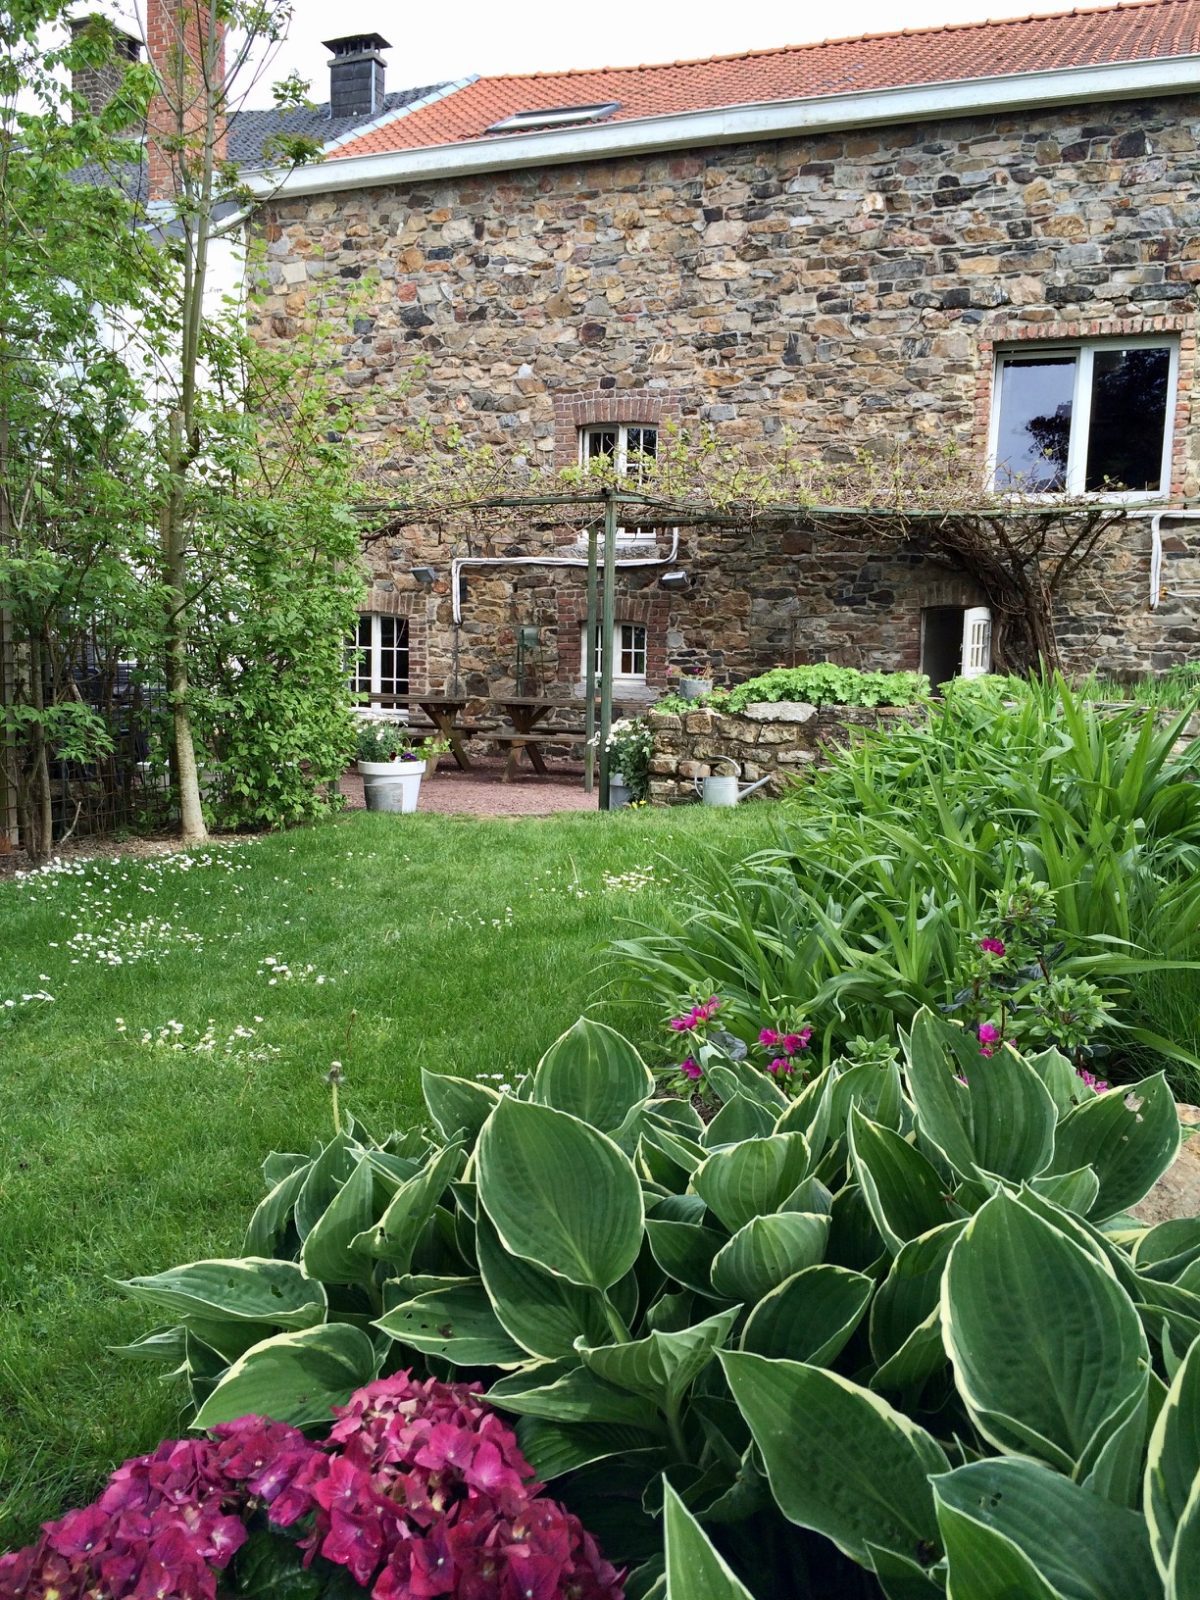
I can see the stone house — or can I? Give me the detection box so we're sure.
[244,0,1200,704]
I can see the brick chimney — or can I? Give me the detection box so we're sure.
[145,0,227,203]
[69,14,142,122]
[322,33,390,119]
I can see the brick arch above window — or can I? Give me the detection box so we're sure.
[552,388,685,468]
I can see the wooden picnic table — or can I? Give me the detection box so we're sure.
[492,697,592,782]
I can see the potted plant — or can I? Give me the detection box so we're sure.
[676,664,714,699]
[591,716,654,808]
[355,719,448,813]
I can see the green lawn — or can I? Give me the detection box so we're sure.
[0,804,776,1548]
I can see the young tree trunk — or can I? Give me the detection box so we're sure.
[162,408,207,843]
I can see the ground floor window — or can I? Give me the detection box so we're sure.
[921,605,992,686]
[349,614,409,705]
[583,621,647,683]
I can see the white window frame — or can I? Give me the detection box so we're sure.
[581,620,648,686]
[349,614,409,718]
[987,336,1178,501]
[579,423,659,543]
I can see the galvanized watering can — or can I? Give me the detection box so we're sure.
[694,757,772,806]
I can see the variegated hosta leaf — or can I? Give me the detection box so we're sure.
[1145,1328,1200,1585]
[943,1191,1148,1477]
[934,1458,1159,1600]
[663,1480,759,1600]
[477,1096,644,1291]
[192,1323,377,1430]
[720,1350,948,1567]
[533,1016,655,1132]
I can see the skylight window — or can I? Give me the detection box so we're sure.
[485,102,621,134]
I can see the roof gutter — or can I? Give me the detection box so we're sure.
[245,51,1200,201]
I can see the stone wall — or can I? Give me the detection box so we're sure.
[646,702,927,804]
[251,94,1200,684]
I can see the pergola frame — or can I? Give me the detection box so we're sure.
[356,487,1148,806]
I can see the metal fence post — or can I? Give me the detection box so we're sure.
[599,489,618,809]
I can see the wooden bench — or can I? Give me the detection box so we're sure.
[490,727,589,781]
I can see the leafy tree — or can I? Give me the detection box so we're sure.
[0,1,160,859]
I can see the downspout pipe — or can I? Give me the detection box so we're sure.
[447,530,681,625]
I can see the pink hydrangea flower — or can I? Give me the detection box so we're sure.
[0,1376,624,1600]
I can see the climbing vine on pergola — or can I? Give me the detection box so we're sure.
[354,428,1139,678]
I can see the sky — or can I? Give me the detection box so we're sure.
[94,0,1125,106]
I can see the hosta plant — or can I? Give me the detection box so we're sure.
[118,1013,1198,1598]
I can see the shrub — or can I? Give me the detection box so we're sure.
[722,665,930,713]
[108,1012,1196,1598]
[0,1371,623,1600]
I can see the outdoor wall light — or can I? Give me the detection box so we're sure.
[411,566,436,586]
[658,569,692,591]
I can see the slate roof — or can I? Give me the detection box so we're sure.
[227,84,446,166]
[330,0,1200,161]
[73,79,447,205]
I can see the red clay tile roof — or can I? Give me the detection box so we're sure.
[332,0,1200,160]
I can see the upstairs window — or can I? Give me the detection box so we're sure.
[990,338,1176,496]
[580,424,658,541]
[349,614,409,707]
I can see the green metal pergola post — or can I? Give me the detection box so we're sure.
[598,489,618,810]
[583,515,599,794]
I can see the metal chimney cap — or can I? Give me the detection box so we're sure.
[322,32,391,56]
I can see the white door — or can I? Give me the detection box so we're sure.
[960,606,993,678]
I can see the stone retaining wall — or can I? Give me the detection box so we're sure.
[646,702,927,804]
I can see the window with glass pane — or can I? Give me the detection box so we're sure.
[349,615,372,696]
[346,615,409,703]
[1085,346,1171,491]
[993,356,1075,491]
[580,424,659,540]
[992,340,1175,496]
[587,621,647,680]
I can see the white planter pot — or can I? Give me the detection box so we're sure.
[357,759,426,813]
[609,771,633,809]
[680,677,714,700]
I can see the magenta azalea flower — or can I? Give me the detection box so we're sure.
[758,1028,779,1047]
[979,937,1006,957]
[680,1057,702,1080]
[1077,1067,1110,1093]
[977,1021,1001,1057]
[780,1029,812,1056]
[669,996,722,1032]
